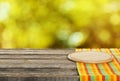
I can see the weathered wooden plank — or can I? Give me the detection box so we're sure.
[0,49,78,81]
[35,77,79,81]
[0,68,77,77]
[0,63,76,69]
[0,68,77,72]
[0,54,67,60]
[0,73,78,77]
[0,49,75,54]
[4,77,79,81]
[0,59,73,64]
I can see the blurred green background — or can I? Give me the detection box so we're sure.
[0,0,120,48]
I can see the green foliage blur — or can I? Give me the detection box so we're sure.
[0,0,120,48]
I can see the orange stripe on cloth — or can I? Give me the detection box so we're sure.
[76,49,90,81]
[90,64,103,81]
[100,49,117,81]
[86,48,103,81]
[105,49,120,81]
[76,48,120,81]
[114,48,120,80]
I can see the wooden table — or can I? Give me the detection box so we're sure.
[0,49,79,81]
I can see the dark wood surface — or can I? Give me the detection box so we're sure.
[0,49,79,81]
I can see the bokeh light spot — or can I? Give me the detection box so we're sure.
[0,2,11,21]
[60,0,76,13]
[103,2,120,13]
[98,30,111,43]
[68,32,85,47]
[110,14,120,25]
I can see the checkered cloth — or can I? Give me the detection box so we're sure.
[76,48,120,81]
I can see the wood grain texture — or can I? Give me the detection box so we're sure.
[0,49,75,54]
[0,49,79,81]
